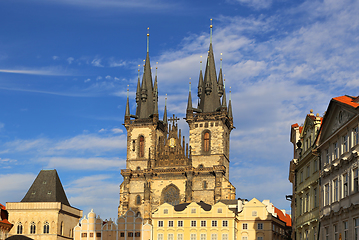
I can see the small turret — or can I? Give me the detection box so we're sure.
[222,79,227,109]
[218,53,224,97]
[163,94,168,123]
[125,86,130,117]
[136,67,141,103]
[187,82,192,112]
[198,58,203,98]
[228,88,233,119]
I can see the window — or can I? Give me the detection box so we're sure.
[354,127,359,146]
[305,230,309,240]
[334,142,338,159]
[217,208,222,213]
[242,237,248,240]
[343,135,348,153]
[168,220,173,227]
[355,168,359,193]
[163,209,168,214]
[191,220,197,227]
[201,220,206,227]
[314,159,318,172]
[158,221,163,227]
[178,220,183,227]
[333,178,339,201]
[204,132,210,152]
[96,233,101,237]
[314,187,318,208]
[257,223,263,230]
[17,222,23,234]
[90,233,93,237]
[313,226,317,240]
[252,211,257,216]
[211,234,217,240]
[168,233,174,240]
[190,234,196,240]
[135,232,140,237]
[136,195,141,205]
[222,220,228,227]
[325,149,330,164]
[343,221,348,240]
[300,171,303,183]
[305,193,309,212]
[82,233,87,238]
[43,221,49,234]
[355,218,359,240]
[257,237,263,240]
[30,222,36,234]
[299,197,303,214]
[222,234,228,240]
[178,234,183,240]
[325,227,329,240]
[325,184,330,205]
[243,223,248,229]
[203,181,207,189]
[343,173,349,197]
[334,224,338,240]
[128,232,133,237]
[139,136,144,157]
[200,234,206,240]
[60,222,63,235]
[306,165,310,178]
[158,233,164,240]
[191,208,197,213]
[132,140,136,151]
[212,220,217,227]
[120,232,124,237]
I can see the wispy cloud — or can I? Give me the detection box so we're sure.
[91,58,103,67]
[67,57,75,64]
[44,157,125,170]
[0,66,75,76]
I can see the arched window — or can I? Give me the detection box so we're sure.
[17,222,23,234]
[139,136,145,157]
[136,195,141,205]
[203,131,210,152]
[60,222,64,236]
[136,166,141,171]
[161,184,180,206]
[30,222,36,234]
[43,221,49,234]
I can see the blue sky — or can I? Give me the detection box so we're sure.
[1,0,359,220]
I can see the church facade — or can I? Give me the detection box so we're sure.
[118,25,236,221]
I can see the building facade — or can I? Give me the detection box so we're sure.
[237,198,291,240]
[119,25,235,221]
[74,209,151,240]
[152,201,236,240]
[289,110,322,240]
[317,95,359,240]
[0,204,13,240]
[6,170,82,240]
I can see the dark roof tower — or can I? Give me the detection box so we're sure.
[21,170,70,206]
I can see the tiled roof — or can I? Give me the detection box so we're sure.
[0,203,12,226]
[274,207,291,227]
[0,203,5,210]
[291,123,299,128]
[333,95,359,108]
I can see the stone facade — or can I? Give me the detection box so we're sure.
[118,27,236,221]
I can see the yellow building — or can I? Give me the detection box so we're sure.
[152,201,236,240]
[237,198,291,240]
[6,170,82,240]
[74,209,152,240]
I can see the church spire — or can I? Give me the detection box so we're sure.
[197,57,203,98]
[218,53,224,97]
[187,81,192,112]
[163,94,168,123]
[228,88,233,118]
[222,79,227,108]
[125,85,130,117]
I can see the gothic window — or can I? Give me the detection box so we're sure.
[161,184,180,206]
[139,136,145,157]
[136,195,141,205]
[60,221,64,236]
[30,222,36,234]
[203,131,210,153]
[43,221,49,234]
[203,181,207,189]
[17,222,23,234]
[136,166,141,171]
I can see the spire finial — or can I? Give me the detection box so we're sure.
[156,62,158,76]
[138,65,140,78]
[210,19,213,44]
[229,87,231,100]
[189,78,191,92]
[200,56,203,71]
[147,27,150,53]
[220,53,223,69]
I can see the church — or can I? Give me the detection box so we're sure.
[118,24,236,221]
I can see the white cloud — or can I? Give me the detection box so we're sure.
[0,173,36,203]
[232,0,272,10]
[67,57,75,64]
[91,58,103,67]
[44,157,125,170]
[98,128,106,133]
[84,78,91,83]
[96,76,103,81]
[114,77,120,81]
[0,66,74,76]
[111,128,123,134]
[109,59,127,67]
[52,56,59,60]
[105,75,112,80]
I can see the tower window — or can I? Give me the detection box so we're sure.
[17,222,23,234]
[30,222,36,234]
[139,136,145,157]
[43,221,49,234]
[203,131,210,152]
[203,181,207,189]
[132,140,136,151]
[136,195,141,205]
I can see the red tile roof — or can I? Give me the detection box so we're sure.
[0,203,5,210]
[299,126,303,134]
[274,207,291,227]
[0,203,12,226]
[291,123,299,128]
[334,95,359,108]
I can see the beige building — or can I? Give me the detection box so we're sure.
[152,201,236,240]
[237,198,291,240]
[6,170,82,240]
[317,95,359,240]
[74,209,151,240]
[289,110,322,240]
[119,24,235,221]
[0,203,13,240]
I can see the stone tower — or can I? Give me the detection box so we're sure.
[119,25,236,222]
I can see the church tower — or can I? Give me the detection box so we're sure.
[119,24,236,222]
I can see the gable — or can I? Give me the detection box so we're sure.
[319,100,358,144]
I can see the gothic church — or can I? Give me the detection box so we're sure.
[119,24,235,221]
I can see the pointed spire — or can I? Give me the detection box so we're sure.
[222,79,227,108]
[163,94,168,123]
[136,66,141,103]
[218,53,224,97]
[210,19,213,44]
[198,57,203,98]
[187,80,192,111]
[125,85,130,116]
[228,87,233,118]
